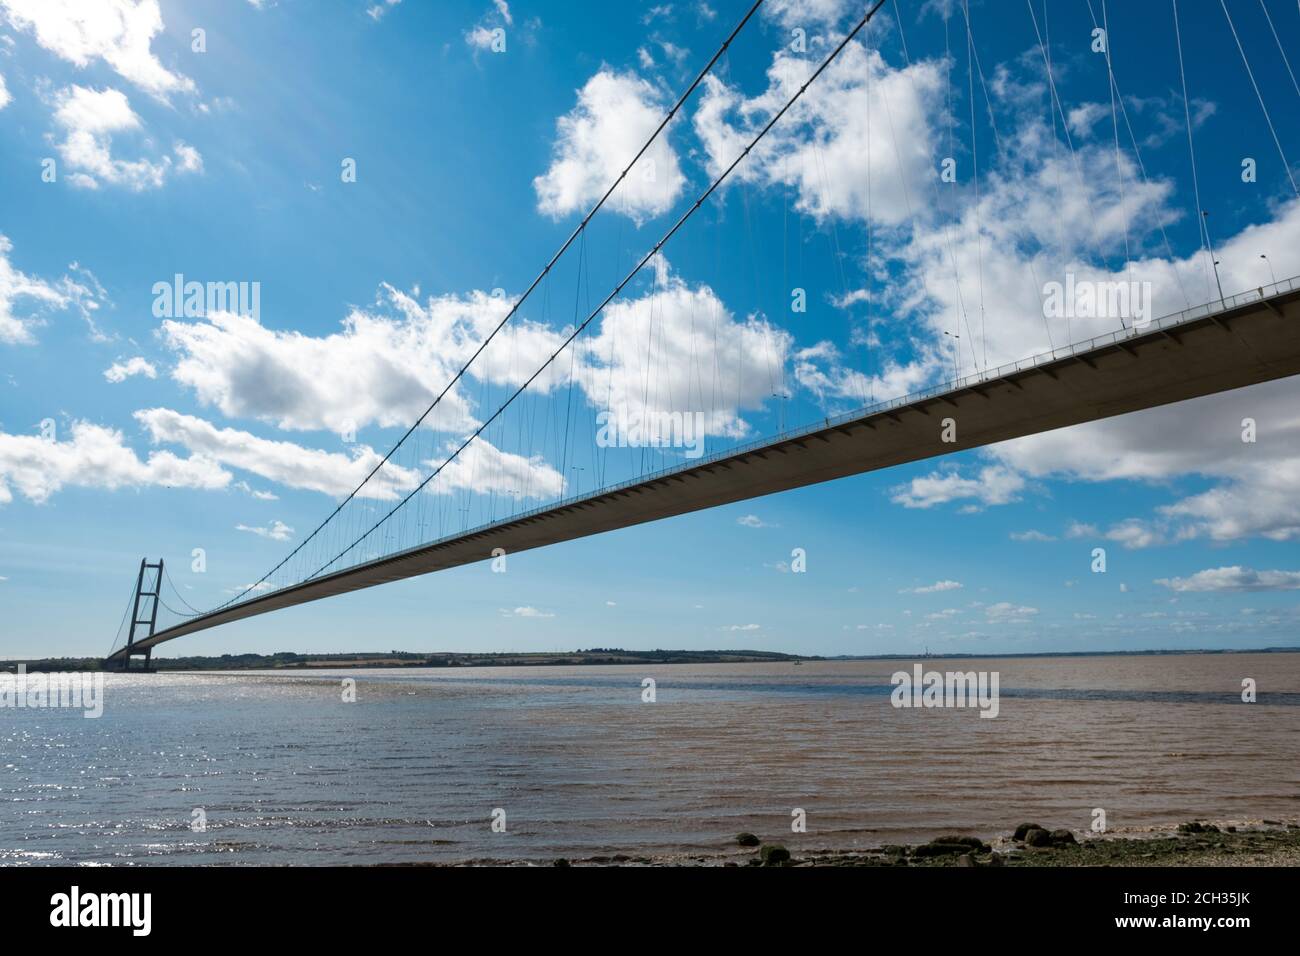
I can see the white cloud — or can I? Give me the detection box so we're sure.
[577,269,790,441]
[762,0,853,28]
[1155,567,1300,593]
[694,42,942,228]
[103,356,156,382]
[1010,529,1055,542]
[737,514,771,528]
[161,291,502,435]
[501,605,553,618]
[0,0,195,102]
[236,519,293,541]
[135,407,420,500]
[226,580,272,595]
[432,435,564,500]
[890,465,1025,510]
[990,373,1300,547]
[234,480,277,501]
[793,339,937,410]
[0,419,229,505]
[465,25,496,50]
[534,68,686,224]
[173,141,202,173]
[901,579,963,594]
[0,234,103,345]
[0,71,10,110]
[50,84,202,190]
[133,407,560,503]
[366,0,401,22]
[985,602,1038,623]
[642,4,674,24]
[163,267,786,448]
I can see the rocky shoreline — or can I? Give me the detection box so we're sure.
[503,819,1300,867]
[727,819,1300,868]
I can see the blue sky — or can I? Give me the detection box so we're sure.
[2,0,1300,659]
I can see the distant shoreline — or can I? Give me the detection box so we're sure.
[4,646,1298,673]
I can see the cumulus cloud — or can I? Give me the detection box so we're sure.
[984,602,1038,623]
[161,295,489,435]
[693,42,942,228]
[234,480,277,501]
[576,267,790,441]
[0,0,196,102]
[0,71,10,110]
[0,419,229,505]
[501,605,553,618]
[890,464,1025,510]
[0,234,103,345]
[1155,567,1300,593]
[715,27,1292,547]
[133,407,561,503]
[793,340,937,411]
[50,85,202,190]
[989,372,1300,547]
[135,407,422,501]
[236,519,293,541]
[432,435,564,500]
[162,265,786,451]
[901,579,962,594]
[534,68,686,224]
[762,0,854,28]
[103,356,156,382]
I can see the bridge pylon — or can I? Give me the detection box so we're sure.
[116,558,163,672]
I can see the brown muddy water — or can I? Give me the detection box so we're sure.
[2,652,1297,864]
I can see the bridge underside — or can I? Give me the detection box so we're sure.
[108,287,1300,661]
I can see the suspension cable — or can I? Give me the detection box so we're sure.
[1172,0,1214,301]
[1258,0,1300,100]
[1220,0,1300,197]
[162,563,204,617]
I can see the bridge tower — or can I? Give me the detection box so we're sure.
[120,558,163,672]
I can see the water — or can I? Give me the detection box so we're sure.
[3,653,1298,865]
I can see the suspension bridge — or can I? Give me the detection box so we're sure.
[106,0,1300,667]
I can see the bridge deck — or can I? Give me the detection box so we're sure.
[109,281,1300,660]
